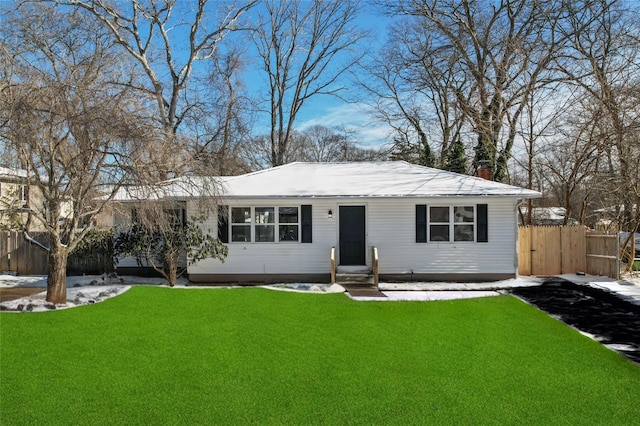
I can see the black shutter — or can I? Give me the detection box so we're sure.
[416,204,427,243]
[301,205,312,243]
[218,205,229,243]
[477,204,488,242]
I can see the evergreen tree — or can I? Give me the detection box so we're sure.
[472,136,494,176]
[445,139,468,174]
[418,132,435,167]
[389,136,418,163]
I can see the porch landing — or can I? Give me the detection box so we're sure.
[343,284,386,298]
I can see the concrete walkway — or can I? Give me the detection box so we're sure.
[561,273,640,306]
[347,273,640,303]
[346,276,542,301]
[347,289,503,302]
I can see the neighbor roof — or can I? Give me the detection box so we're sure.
[0,166,28,179]
[218,161,541,199]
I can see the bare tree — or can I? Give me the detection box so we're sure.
[189,46,254,175]
[60,0,258,178]
[0,4,148,303]
[297,125,345,162]
[380,0,564,181]
[243,125,385,168]
[555,0,640,232]
[359,18,465,168]
[510,81,571,225]
[297,125,385,162]
[253,0,367,167]
[538,108,603,225]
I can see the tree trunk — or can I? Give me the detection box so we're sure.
[46,245,68,304]
[166,254,177,287]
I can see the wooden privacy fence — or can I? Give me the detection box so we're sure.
[1,231,114,276]
[518,226,620,279]
[0,231,49,275]
[586,233,620,279]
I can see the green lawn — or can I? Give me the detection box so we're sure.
[1,287,639,425]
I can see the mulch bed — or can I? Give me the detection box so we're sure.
[0,287,45,302]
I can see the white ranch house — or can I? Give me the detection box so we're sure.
[114,161,541,283]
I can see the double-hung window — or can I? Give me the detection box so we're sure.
[425,206,476,242]
[417,204,487,243]
[452,206,475,241]
[279,207,299,241]
[230,206,300,243]
[429,206,451,241]
[231,207,251,242]
[254,207,275,242]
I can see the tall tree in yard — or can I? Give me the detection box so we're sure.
[253,0,367,167]
[380,0,563,182]
[444,139,468,175]
[61,0,258,179]
[190,46,254,176]
[359,20,463,168]
[555,0,640,232]
[0,4,148,303]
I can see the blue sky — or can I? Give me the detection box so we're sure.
[236,2,396,149]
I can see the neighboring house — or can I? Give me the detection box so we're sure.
[115,161,541,282]
[0,167,36,230]
[0,166,73,231]
[518,207,578,226]
[594,204,638,232]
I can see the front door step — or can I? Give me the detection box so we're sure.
[336,273,373,285]
[343,284,386,298]
[336,265,370,274]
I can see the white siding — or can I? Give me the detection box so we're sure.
[367,198,518,274]
[189,199,338,275]
[187,197,519,276]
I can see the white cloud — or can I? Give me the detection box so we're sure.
[297,102,393,149]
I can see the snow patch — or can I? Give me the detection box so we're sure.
[0,285,130,313]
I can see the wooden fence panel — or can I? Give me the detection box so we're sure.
[1,231,49,275]
[561,226,587,273]
[517,227,531,276]
[532,226,562,275]
[0,232,9,271]
[586,233,619,280]
[518,226,590,276]
[15,232,49,275]
[2,231,114,276]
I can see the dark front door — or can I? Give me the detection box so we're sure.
[339,206,366,265]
